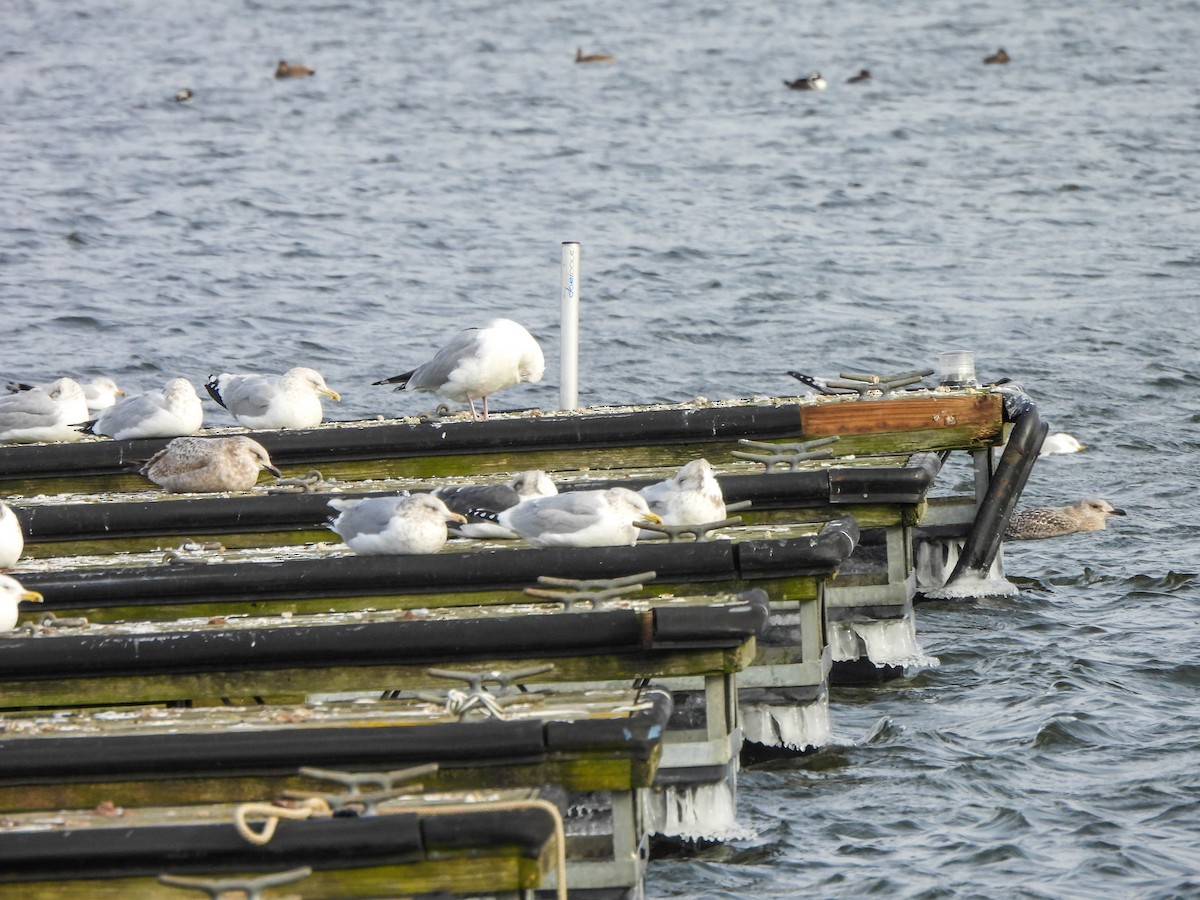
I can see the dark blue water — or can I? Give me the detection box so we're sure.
[3,1,1198,896]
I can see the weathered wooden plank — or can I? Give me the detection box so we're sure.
[0,644,754,710]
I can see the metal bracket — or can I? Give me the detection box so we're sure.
[825,368,935,399]
[732,436,841,471]
[19,610,90,633]
[523,570,655,611]
[267,469,328,494]
[282,763,439,815]
[414,664,556,720]
[158,866,311,899]
[635,501,750,542]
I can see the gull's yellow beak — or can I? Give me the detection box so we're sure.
[449,512,469,524]
[321,387,342,402]
[642,512,663,525]
[21,590,43,604]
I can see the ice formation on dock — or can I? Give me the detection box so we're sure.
[916,538,1017,599]
[640,779,752,842]
[740,697,832,752]
[828,617,940,669]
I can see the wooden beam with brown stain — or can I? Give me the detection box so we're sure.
[800,393,1003,441]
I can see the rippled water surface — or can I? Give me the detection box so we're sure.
[3,0,1199,897]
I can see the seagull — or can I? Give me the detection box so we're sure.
[206,367,340,430]
[1040,433,1084,456]
[276,60,315,78]
[0,377,90,443]
[434,470,559,539]
[1005,498,1126,541]
[0,574,42,632]
[0,502,23,569]
[327,493,467,555]
[638,459,726,536]
[6,376,124,414]
[481,487,662,548]
[174,88,194,102]
[784,72,827,90]
[139,436,282,493]
[373,318,545,421]
[86,377,204,440]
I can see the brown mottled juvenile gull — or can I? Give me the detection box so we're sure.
[0,574,42,632]
[88,377,204,440]
[638,458,726,534]
[0,502,23,569]
[373,318,545,421]
[0,377,89,443]
[434,470,559,539]
[483,487,662,548]
[327,493,467,555]
[206,367,340,430]
[139,436,282,493]
[1005,498,1127,541]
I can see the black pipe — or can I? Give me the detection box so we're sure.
[0,592,771,681]
[0,403,809,480]
[942,390,1045,588]
[15,525,856,612]
[0,692,673,781]
[14,460,928,544]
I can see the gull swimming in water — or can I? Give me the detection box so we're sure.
[7,376,124,414]
[1005,498,1126,541]
[0,574,42,632]
[373,318,545,421]
[86,377,204,440]
[327,493,467,555]
[434,470,559,539]
[206,367,340,430]
[0,502,23,569]
[139,436,282,493]
[0,377,90,443]
[482,487,662,548]
[1040,432,1084,456]
[638,458,726,537]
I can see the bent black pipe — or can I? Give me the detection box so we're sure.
[943,388,1045,587]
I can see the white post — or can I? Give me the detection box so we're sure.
[559,241,580,411]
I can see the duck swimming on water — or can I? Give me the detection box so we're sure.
[784,72,827,90]
[276,60,315,78]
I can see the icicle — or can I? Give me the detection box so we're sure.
[850,617,939,669]
[740,696,832,752]
[640,779,752,842]
[917,538,1017,599]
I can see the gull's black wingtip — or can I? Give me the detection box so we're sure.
[204,375,227,408]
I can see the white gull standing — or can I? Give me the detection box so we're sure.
[0,377,90,443]
[0,502,23,569]
[140,436,282,493]
[327,493,467,555]
[434,470,559,539]
[0,574,42,632]
[487,488,662,548]
[373,318,545,420]
[206,367,340,429]
[87,377,204,440]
